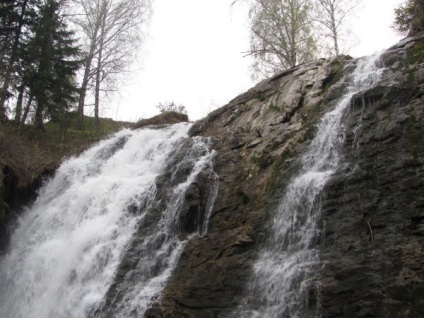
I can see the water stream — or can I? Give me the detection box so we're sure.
[0,53,387,318]
[0,123,216,318]
[235,53,385,318]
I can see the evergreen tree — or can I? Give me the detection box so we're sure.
[29,0,81,130]
[0,0,39,120]
[394,0,424,35]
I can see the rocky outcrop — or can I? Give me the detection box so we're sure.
[320,35,424,317]
[133,111,189,129]
[145,34,424,317]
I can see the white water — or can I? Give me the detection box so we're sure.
[107,135,216,316]
[0,123,216,318]
[236,53,385,318]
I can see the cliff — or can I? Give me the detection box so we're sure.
[144,34,424,317]
[1,33,423,317]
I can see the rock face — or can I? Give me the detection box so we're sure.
[1,35,423,317]
[320,36,424,317]
[145,34,424,317]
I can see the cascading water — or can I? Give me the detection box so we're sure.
[0,123,216,318]
[235,53,386,318]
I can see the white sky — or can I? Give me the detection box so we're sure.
[108,0,404,123]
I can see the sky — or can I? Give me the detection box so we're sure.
[107,0,405,123]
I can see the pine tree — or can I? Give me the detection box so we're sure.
[394,0,424,35]
[0,0,44,122]
[29,0,81,130]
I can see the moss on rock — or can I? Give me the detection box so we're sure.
[0,167,4,226]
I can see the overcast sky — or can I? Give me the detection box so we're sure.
[108,0,404,123]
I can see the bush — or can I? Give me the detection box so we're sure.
[156,101,187,115]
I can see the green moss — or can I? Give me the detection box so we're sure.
[268,104,280,112]
[237,190,250,205]
[406,70,417,89]
[250,152,273,170]
[0,167,4,226]
[239,123,252,133]
[404,114,424,159]
[258,93,267,102]
[252,110,261,119]
[407,42,424,64]
[323,59,345,92]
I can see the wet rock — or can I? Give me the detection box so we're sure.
[154,34,424,318]
[319,35,424,317]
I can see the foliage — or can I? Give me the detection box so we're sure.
[245,0,317,79]
[268,103,280,111]
[72,0,152,130]
[29,0,81,130]
[156,101,188,115]
[233,0,361,77]
[314,0,362,56]
[0,0,81,130]
[394,0,424,35]
[0,0,42,119]
[0,0,151,131]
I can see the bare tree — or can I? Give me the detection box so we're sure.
[314,0,362,56]
[72,0,103,129]
[73,0,151,129]
[236,0,317,79]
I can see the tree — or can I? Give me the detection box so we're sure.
[72,0,151,130]
[29,0,81,130]
[394,0,424,35]
[236,0,316,79]
[314,0,362,56]
[0,0,40,120]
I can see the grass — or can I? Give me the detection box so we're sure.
[268,103,280,112]
[0,114,132,188]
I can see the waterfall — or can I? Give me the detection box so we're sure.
[235,53,386,318]
[0,123,216,318]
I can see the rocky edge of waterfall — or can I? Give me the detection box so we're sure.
[146,34,424,317]
[2,33,424,317]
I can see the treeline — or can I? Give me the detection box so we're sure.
[237,0,424,79]
[0,0,151,130]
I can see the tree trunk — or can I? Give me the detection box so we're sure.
[76,0,104,131]
[330,3,339,55]
[94,49,102,130]
[76,54,93,131]
[20,93,33,126]
[14,85,25,123]
[34,99,44,131]
[94,9,107,131]
[77,23,100,131]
